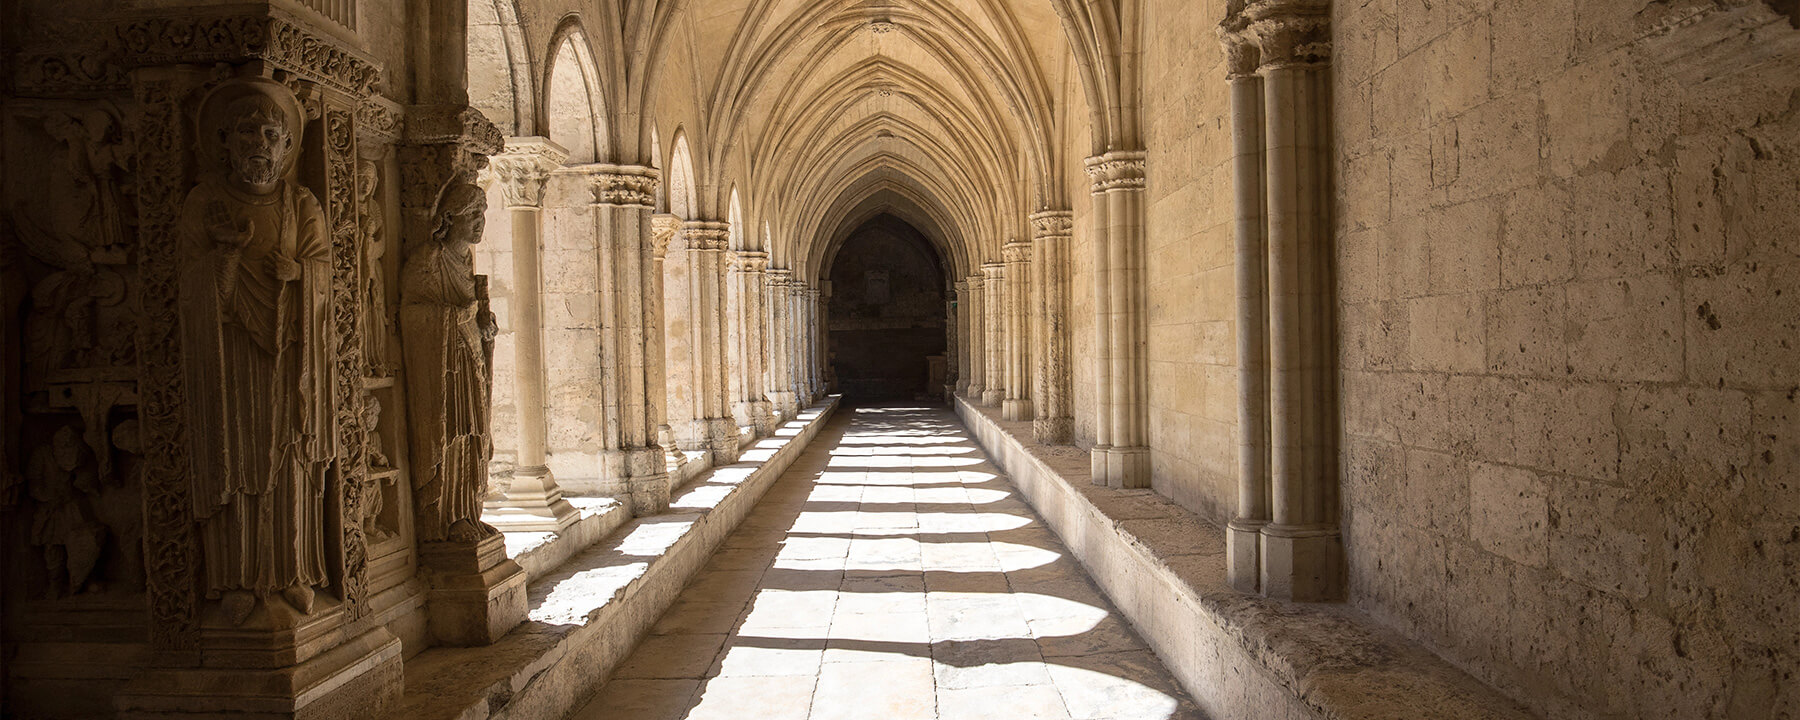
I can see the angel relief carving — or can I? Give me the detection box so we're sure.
[176,78,333,627]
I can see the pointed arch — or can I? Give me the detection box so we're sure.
[668,129,698,220]
[543,20,608,163]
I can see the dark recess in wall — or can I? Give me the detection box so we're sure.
[825,214,947,401]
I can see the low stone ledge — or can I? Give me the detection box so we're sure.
[497,498,631,583]
[399,397,840,720]
[955,397,1533,720]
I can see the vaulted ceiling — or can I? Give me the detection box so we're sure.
[469,0,1136,282]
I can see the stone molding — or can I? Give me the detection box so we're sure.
[1029,210,1073,239]
[357,96,403,145]
[982,261,1007,279]
[587,165,661,207]
[1084,151,1148,192]
[489,138,569,209]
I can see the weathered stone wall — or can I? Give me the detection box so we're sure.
[1139,0,1240,523]
[1334,1,1800,716]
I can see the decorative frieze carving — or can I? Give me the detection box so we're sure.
[356,96,403,145]
[1084,151,1148,193]
[589,166,661,208]
[129,76,203,651]
[736,250,770,273]
[115,10,380,95]
[1002,240,1032,264]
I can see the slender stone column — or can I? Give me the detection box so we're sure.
[1258,9,1339,601]
[1219,2,1342,601]
[953,280,971,395]
[1220,28,1272,594]
[1030,211,1074,444]
[483,138,578,532]
[1002,241,1034,421]
[981,263,1006,407]
[735,250,776,434]
[806,287,826,399]
[590,166,671,516]
[766,268,796,417]
[683,221,738,463]
[650,214,687,472]
[1086,152,1151,489]
[789,282,809,404]
[964,274,986,400]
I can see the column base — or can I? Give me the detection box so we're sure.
[1002,398,1033,421]
[965,383,984,402]
[981,388,1005,407]
[1226,518,1267,594]
[483,468,580,534]
[418,532,528,646]
[1090,445,1150,489]
[1032,416,1072,445]
[620,445,672,515]
[115,627,402,720]
[1259,525,1343,602]
[705,417,740,464]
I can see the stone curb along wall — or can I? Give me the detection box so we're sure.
[398,398,839,720]
[956,398,1536,720]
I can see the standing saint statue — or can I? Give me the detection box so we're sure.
[177,78,333,627]
[402,181,496,544]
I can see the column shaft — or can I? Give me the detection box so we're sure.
[1086,152,1151,488]
[1030,212,1074,444]
[981,263,1006,407]
[965,275,986,400]
[483,139,576,533]
[591,166,669,516]
[1003,242,1033,421]
[1226,65,1272,593]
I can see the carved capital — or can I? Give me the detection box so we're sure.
[650,214,682,258]
[1243,0,1332,69]
[588,164,660,207]
[982,262,1006,280]
[1084,151,1147,193]
[682,220,732,252]
[767,267,794,288]
[1029,210,1073,239]
[737,250,770,274]
[490,137,568,208]
[1002,241,1033,264]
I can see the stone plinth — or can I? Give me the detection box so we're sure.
[115,627,402,720]
[418,533,527,646]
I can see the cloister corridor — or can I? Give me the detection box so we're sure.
[572,406,1204,720]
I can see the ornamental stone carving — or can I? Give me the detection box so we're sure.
[683,222,731,252]
[490,138,565,208]
[115,11,380,95]
[1230,0,1332,69]
[1002,240,1032,264]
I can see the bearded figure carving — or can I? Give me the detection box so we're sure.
[401,181,497,544]
[176,78,333,627]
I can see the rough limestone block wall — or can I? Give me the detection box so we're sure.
[1334,0,1800,716]
[1140,0,1241,524]
[477,181,521,471]
[665,232,700,448]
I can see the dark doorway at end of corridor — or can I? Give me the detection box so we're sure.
[824,214,949,404]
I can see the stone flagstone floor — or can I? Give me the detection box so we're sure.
[571,404,1206,720]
